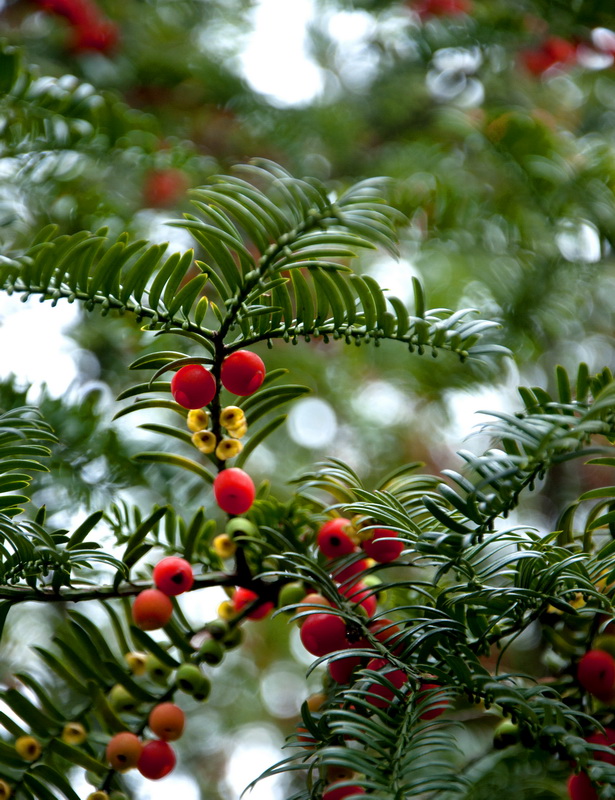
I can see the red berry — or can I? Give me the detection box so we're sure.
[414,0,471,18]
[567,772,598,800]
[137,739,176,780]
[322,783,366,800]
[153,557,194,596]
[368,618,403,652]
[586,727,615,766]
[338,581,377,618]
[220,350,266,396]
[72,19,119,52]
[577,650,615,699]
[171,365,216,409]
[365,657,409,709]
[106,731,142,771]
[362,528,404,563]
[213,468,256,515]
[232,587,274,620]
[328,650,362,683]
[418,682,448,720]
[331,557,368,584]
[300,613,348,657]
[148,703,185,742]
[317,518,356,558]
[132,589,173,631]
[143,169,189,208]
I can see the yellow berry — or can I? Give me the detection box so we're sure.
[87,793,109,800]
[327,765,355,782]
[226,421,248,439]
[191,430,217,454]
[15,735,41,761]
[124,651,148,676]
[187,409,210,432]
[215,438,243,460]
[0,780,12,799]
[218,600,236,620]
[61,721,87,745]
[212,533,237,559]
[306,692,327,712]
[220,406,245,429]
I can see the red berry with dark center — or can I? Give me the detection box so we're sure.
[362,528,404,563]
[577,650,615,699]
[365,657,409,709]
[317,518,356,558]
[153,557,194,596]
[328,649,363,683]
[567,772,598,800]
[322,783,366,800]
[300,613,348,657]
[220,350,266,396]
[132,589,173,631]
[331,557,368,584]
[338,581,377,618]
[148,703,185,741]
[232,587,274,620]
[106,731,142,771]
[586,727,615,766]
[418,682,448,720]
[213,468,256,515]
[137,739,176,780]
[171,365,216,409]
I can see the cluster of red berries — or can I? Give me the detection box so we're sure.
[32,0,118,53]
[520,36,577,76]
[132,556,194,631]
[105,702,184,780]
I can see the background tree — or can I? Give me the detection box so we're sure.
[1,1,615,798]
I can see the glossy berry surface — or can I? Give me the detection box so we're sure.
[300,612,348,656]
[153,556,194,596]
[577,649,615,699]
[232,587,274,620]
[220,350,266,396]
[368,618,402,652]
[171,365,216,409]
[137,739,176,780]
[106,732,143,771]
[365,658,409,708]
[322,783,366,800]
[586,727,615,765]
[418,682,447,720]
[328,651,362,683]
[362,528,404,563]
[567,772,598,800]
[213,468,255,515]
[331,557,368,584]
[317,518,356,558]
[148,703,185,742]
[132,589,173,631]
[338,581,377,618]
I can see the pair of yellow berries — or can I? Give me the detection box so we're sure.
[187,407,247,460]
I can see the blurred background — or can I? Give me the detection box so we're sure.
[2,0,615,797]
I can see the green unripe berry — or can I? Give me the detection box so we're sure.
[206,619,230,640]
[592,634,615,659]
[145,653,173,685]
[108,684,138,714]
[198,638,225,666]
[176,663,211,701]
[225,518,258,538]
[222,625,244,650]
[278,581,306,611]
[109,794,129,800]
[493,720,520,749]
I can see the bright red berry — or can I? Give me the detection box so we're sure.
[338,581,377,618]
[365,657,409,709]
[368,618,403,652]
[328,650,362,683]
[232,587,274,620]
[148,703,185,741]
[171,365,216,409]
[153,557,194,596]
[418,682,448,720]
[322,783,366,800]
[220,350,266,396]
[213,468,256,515]
[331,557,368,584]
[106,731,143,771]
[300,612,348,657]
[577,650,615,699]
[137,739,176,780]
[586,727,615,766]
[317,518,356,558]
[362,528,404,563]
[72,19,119,52]
[567,772,598,800]
[132,589,173,631]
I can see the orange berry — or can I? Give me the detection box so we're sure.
[105,731,143,771]
[148,703,185,742]
[132,589,173,630]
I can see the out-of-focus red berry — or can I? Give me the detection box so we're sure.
[362,528,404,563]
[567,772,598,800]
[586,727,615,766]
[153,557,194,596]
[413,0,472,18]
[143,168,189,208]
[577,650,615,699]
[331,557,368,584]
[137,739,176,780]
[322,783,366,800]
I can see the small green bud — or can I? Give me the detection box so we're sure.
[198,638,225,666]
[278,581,306,611]
[493,720,519,749]
[206,619,230,640]
[592,634,615,659]
[222,626,244,650]
[145,653,173,686]
[176,663,211,701]
[108,684,138,714]
[225,518,258,538]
